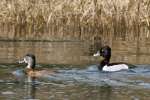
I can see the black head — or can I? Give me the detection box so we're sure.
[93,45,111,70]
[98,45,111,70]
[100,45,111,60]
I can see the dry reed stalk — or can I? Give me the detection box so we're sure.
[0,0,149,41]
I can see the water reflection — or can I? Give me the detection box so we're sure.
[0,41,90,64]
[99,85,112,100]
[0,64,150,99]
[25,76,37,99]
[11,70,38,99]
[0,41,150,65]
[0,40,150,99]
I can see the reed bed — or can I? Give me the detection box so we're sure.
[0,0,149,41]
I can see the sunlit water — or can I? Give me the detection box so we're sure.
[0,41,150,100]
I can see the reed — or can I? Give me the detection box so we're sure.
[0,0,149,41]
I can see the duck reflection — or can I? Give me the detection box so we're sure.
[25,76,37,99]
[13,69,38,99]
[99,85,112,100]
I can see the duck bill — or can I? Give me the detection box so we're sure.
[93,51,100,57]
[18,59,25,64]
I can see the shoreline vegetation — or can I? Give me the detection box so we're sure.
[0,0,149,42]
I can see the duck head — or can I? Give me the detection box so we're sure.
[19,54,36,70]
[93,45,111,60]
[93,45,112,69]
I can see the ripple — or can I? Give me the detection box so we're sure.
[41,65,150,89]
[2,91,15,95]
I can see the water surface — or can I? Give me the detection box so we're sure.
[0,64,150,100]
[0,41,150,100]
[0,40,150,64]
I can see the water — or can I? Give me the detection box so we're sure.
[0,64,150,100]
[0,41,90,64]
[0,41,150,100]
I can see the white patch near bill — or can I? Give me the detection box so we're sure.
[93,51,100,57]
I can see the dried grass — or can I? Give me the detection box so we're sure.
[0,0,149,41]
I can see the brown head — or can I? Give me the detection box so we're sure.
[19,54,36,70]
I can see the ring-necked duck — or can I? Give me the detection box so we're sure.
[18,54,55,77]
[93,45,135,72]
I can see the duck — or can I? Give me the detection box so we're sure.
[18,54,55,77]
[93,45,135,72]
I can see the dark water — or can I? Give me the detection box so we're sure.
[0,41,150,100]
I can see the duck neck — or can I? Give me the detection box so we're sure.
[26,66,35,72]
[27,62,35,70]
[27,64,31,69]
[98,58,110,70]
